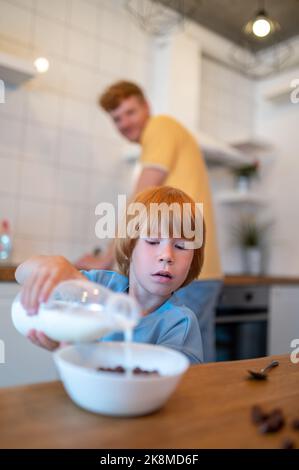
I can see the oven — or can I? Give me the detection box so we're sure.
[215,285,269,361]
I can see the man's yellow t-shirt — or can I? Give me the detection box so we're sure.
[140,115,222,281]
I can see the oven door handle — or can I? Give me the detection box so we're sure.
[216,313,268,324]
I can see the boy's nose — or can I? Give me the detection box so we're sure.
[158,247,174,264]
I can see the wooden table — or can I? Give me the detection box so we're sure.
[0,354,298,449]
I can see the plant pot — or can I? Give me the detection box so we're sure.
[243,247,262,275]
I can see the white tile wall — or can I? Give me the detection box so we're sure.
[67,29,97,68]
[99,7,127,47]
[52,203,88,242]
[0,0,32,47]
[35,0,68,23]
[33,16,67,58]
[92,135,122,176]
[56,167,88,205]
[64,63,98,101]
[0,85,27,120]
[12,236,51,261]
[59,129,93,169]
[0,0,150,263]
[16,198,53,239]
[23,122,59,166]
[19,160,56,200]
[100,42,126,75]
[69,0,98,36]
[0,114,24,152]
[200,56,255,143]
[61,96,93,133]
[0,193,17,229]
[27,89,63,127]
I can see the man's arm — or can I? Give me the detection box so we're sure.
[133,166,168,195]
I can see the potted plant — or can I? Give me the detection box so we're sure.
[232,216,271,275]
[232,160,259,193]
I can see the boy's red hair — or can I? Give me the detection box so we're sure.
[115,186,205,288]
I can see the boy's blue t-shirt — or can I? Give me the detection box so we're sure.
[81,269,203,364]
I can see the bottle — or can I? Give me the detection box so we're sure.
[11,279,141,343]
[0,219,12,262]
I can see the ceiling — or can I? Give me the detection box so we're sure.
[156,0,299,52]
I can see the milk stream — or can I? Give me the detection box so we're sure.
[124,327,133,377]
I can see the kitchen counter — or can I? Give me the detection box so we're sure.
[0,264,16,282]
[224,275,299,286]
[0,354,298,449]
[1,264,299,286]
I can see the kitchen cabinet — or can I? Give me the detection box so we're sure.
[219,277,299,359]
[269,285,299,355]
[0,283,57,388]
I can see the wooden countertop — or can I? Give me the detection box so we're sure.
[0,264,16,282]
[0,354,298,449]
[1,264,299,286]
[223,275,299,286]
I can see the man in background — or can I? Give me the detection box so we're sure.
[76,81,223,361]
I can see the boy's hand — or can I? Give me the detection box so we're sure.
[27,329,61,351]
[19,255,85,315]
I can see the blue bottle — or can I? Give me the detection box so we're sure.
[0,220,12,262]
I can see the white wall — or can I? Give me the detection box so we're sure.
[199,55,299,276]
[0,0,150,263]
[149,33,201,133]
[255,66,299,276]
[199,56,256,273]
[200,56,255,143]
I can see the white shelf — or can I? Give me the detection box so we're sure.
[0,52,35,86]
[196,131,254,168]
[228,139,275,170]
[121,130,259,169]
[216,191,266,206]
[264,83,292,102]
[230,139,273,155]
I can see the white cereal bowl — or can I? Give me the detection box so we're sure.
[53,342,189,417]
